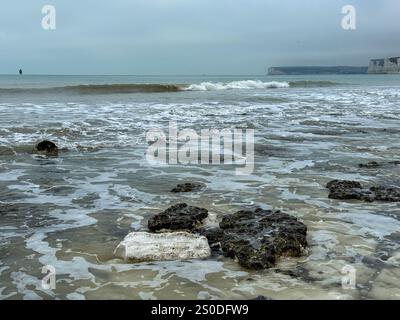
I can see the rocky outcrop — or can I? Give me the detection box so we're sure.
[34,140,58,156]
[326,180,400,202]
[148,203,208,232]
[368,57,400,74]
[171,182,206,193]
[114,231,211,262]
[118,203,308,269]
[204,208,307,270]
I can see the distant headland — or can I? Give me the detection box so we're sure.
[268,66,368,75]
[268,56,400,75]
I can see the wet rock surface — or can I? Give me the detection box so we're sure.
[326,180,362,190]
[203,208,307,270]
[251,295,273,300]
[326,180,400,202]
[358,161,380,168]
[171,182,205,193]
[34,140,58,156]
[370,185,400,202]
[199,227,225,251]
[148,203,208,232]
[114,231,211,262]
[275,266,317,282]
[358,160,400,169]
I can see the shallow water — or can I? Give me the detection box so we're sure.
[1,75,400,300]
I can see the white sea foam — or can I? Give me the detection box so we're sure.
[185,80,289,91]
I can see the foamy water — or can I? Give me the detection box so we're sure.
[1,75,400,300]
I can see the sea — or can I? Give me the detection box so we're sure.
[0,74,400,299]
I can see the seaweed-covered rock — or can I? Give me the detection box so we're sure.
[327,180,373,202]
[326,180,362,190]
[199,227,225,251]
[34,140,58,156]
[370,186,400,202]
[251,295,273,300]
[171,182,205,193]
[210,208,307,270]
[148,203,208,232]
[326,180,400,202]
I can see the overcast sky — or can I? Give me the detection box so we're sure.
[0,0,399,75]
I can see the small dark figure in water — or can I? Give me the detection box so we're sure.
[35,140,58,156]
[19,69,23,75]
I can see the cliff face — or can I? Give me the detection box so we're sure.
[368,57,400,74]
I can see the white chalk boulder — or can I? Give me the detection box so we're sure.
[114,231,211,262]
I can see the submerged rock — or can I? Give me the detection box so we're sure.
[274,266,316,282]
[114,231,211,262]
[358,161,400,169]
[148,203,208,232]
[34,140,58,156]
[370,186,400,202]
[205,208,307,270]
[326,179,373,202]
[171,182,205,193]
[326,180,362,190]
[358,161,380,168]
[0,146,16,156]
[251,295,273,300]
[326,179,400,202]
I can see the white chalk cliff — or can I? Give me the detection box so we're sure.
[368,57,400,74]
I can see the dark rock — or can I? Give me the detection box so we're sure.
[326,179,373,201]
[358,161,380,168]
[361,256,387,269]
[213,208,307,270]
[370,186,400,202]
[326,179,400,202]
[329,187,374,202]
[274,266,316,282]
[251,295,272,300]
[148,203,208,232]
[35,140,58,156]
[358,160,400,169]
[171,182,205,193]
[199,228,225,251]
[326,180,362,190]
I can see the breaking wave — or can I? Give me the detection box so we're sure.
[184,80,341,91]
[185,80,290,91]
